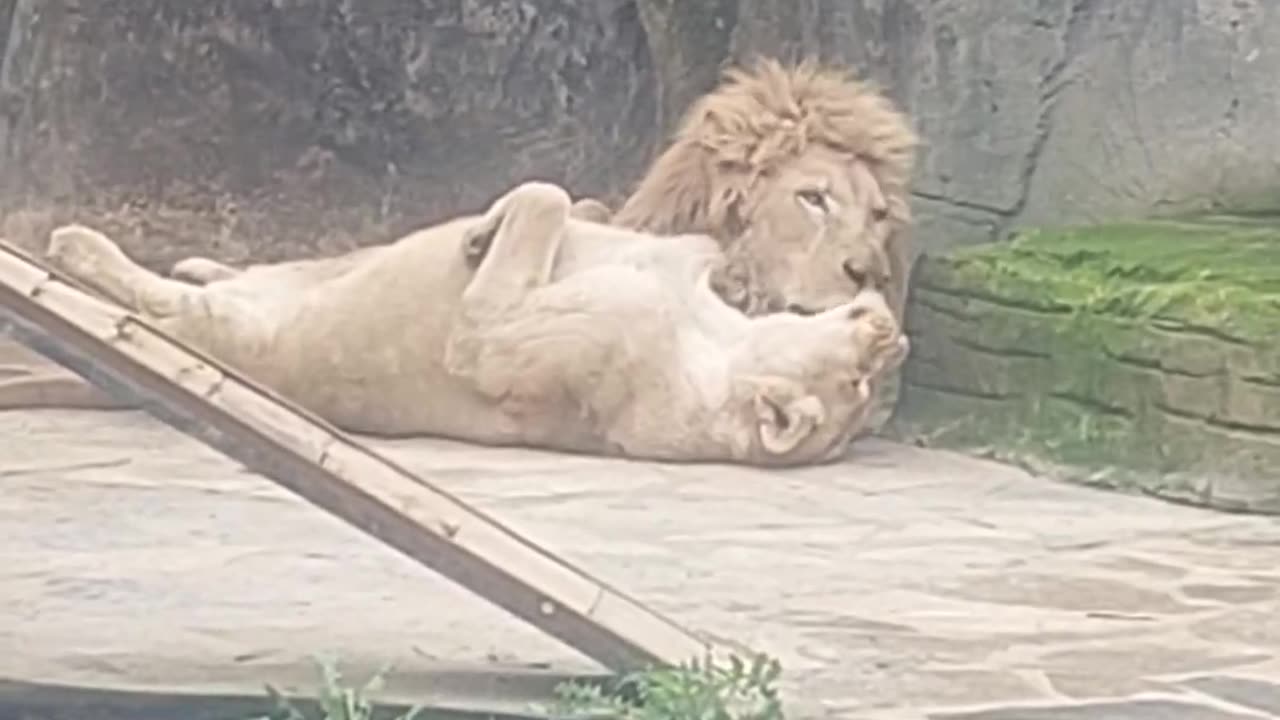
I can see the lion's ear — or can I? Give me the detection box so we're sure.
[751,380,826,456]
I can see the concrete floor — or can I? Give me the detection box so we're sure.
[3,408,1280,719]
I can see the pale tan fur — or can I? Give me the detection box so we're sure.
[612,57,918,319]
[0,59,919,453]
[42,181,906,466]
[173,58,919,315]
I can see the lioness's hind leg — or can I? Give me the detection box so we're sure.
[46,224,143,308]
[47,224,207,318]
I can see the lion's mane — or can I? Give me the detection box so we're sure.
[612,58,918,244]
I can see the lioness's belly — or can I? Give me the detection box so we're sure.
[187,217,718,443]
[278,240,476,432]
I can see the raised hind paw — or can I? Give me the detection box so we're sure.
[48,224,119,269]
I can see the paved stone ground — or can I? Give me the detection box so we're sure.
[3,408,1280,719]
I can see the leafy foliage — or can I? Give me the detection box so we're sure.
[550,653,786,720]
[248,652,786,720]
[250,658,426,720]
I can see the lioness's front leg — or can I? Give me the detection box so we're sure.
[457,182,571,309]
[46,225,205,318]
[445,182,575,406]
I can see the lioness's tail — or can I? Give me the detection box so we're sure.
[0,366,132,411]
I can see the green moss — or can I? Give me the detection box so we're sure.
[926,218,1280,345]
[894,215,1280,513]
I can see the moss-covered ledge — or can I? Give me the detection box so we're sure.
[890,215,1280,513]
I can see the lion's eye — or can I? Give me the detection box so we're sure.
[796,189,828,212]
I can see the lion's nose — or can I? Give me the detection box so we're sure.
[841,241,891,291]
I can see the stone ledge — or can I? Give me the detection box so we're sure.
[891,216,1280,514]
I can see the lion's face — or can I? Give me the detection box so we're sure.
[714,145,904,319]
[611,60,917,326]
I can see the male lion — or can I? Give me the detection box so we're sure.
[176,59,917,313]
[39,180,907,465]
[0,58,918,441]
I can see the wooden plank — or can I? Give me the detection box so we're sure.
[0,239,714,671]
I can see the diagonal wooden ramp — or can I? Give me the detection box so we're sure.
[0,238,714,673]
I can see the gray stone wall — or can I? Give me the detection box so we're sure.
[2,0,1278,266]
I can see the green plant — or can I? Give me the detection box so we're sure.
[550,652,785,720]
[250,658,427,720]
[249,652,785,720]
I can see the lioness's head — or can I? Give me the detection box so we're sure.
[732,289,909,466]
[613,58,918,319]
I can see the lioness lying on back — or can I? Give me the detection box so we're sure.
[45,182,907,466]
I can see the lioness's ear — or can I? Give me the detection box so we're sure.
[752,382,826,456]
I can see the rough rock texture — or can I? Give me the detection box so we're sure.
[892,216,1280,513]
[0,0,661,269]
[4,0,1280,267]
[777,0,1280,259]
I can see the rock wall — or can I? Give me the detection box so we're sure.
[0,0,661,268]
[3,0,1279,268]
[893,216,1280,513]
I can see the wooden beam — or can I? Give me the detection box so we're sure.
[0,240,713,671]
